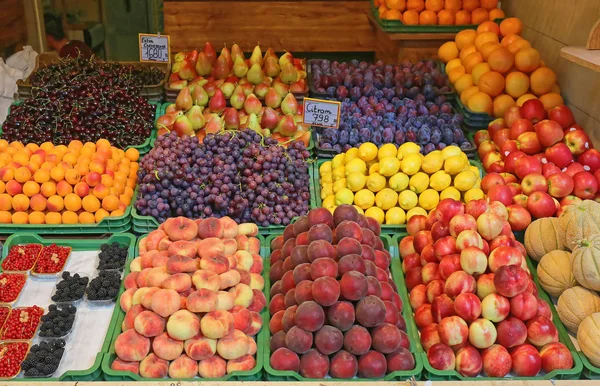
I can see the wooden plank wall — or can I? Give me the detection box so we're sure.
[163,0,376,53]
[503,0,600,146]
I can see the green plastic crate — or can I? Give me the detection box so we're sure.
[101,234,267,381]
[0,232,136,381]
[313,158,484,234]
[389,234,583,381]
[262,233,424,381]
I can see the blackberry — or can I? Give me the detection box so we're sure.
[97,242,128,271]
[39,304,77,338]
[22,339,66,377]
[86,270,121,301]
[52,272,88,303]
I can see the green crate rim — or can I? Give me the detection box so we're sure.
[312,158,484,234]
[389,234,583,381]
[261,233,424,381]
[1,232,137,381]
[101,234,267,381]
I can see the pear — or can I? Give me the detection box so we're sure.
[263,47,277,62]
[220,47,233,68]
[231,43,244,63]
[280,63,298,84]
[204,42,217,64]
[276,114,297,137]
[186,105,206,130]
[204,116,223,134]
[247,113,262,134]
[260,107,279,129]
[289,79,306,93]
[220,82,236,99]
[156,111,178,130]
[186,49,199,66]
[213,54,231,80]
[223,108,240,129]
[230,85,247,110]
[264,56,281,78]
[233,57,249,78]
[195,52,212,76]
[244,93,263,115]
[273,81,289,97]
[203,81,217,97]
[173,115,194,137]
[241,82,255,96]
[247,63,265,85]
[165,103,178,114]
[208,89,226,114]
[281,93,299,115]
[254,83,270,98]
[171,62,182,73]
[178,59,196,80]
[169,80,188,90]
[249,45,263,67]
[265,87,282,109]
[192,85,209,107]
[278,52,293,68]
[174,52,186,63]
[175,87,193,111]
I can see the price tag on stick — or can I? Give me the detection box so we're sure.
[303,98,341,129]
[139,33,170,63]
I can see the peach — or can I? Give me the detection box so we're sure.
[455,346,483,377]
[307,240,336,262]
[271,347,300,372]
[298,348,329,378]
[496,316,527,348]
[249,273,264,290]
[281,270,295,294]
[230,305,252,332]
[161,273,192,292]
[219,270,241,289]
[158,238,173,251]
[330,350,358,378]
[312,276,340,307]
[269,293,285,315]
[439,254,462,279]
[152,254,169,268]
[270,261,285,282]
[454,293,482,322]
[421,324,441,351]
[482,344,512,377]
[150,288,180,317]
[201,254,230,274]
[146,266,170,287]
[164,216,198,241]
[120,288,136,312]
[168,240,197,259]
[136,268,152,287]
[431,294,455,323]
[526,315,558,347]
[146,229,167,250]
[270,310,284,334]
[439,316,469,346]
[246,336,257,355]
[196,217,223,238]
[366,276,382,298]
[468,318,497,349]
[198,355,227,378]
[307,223,333,244]
[188,289,218,313]
[444,270,477,299]
[216,290,235,311]
[227,255,238,270]
[244,311,262,336]
[476,273,496,300]
[234,250,253,271]
[428,343,455,371]
[223,238,238,255]
[139,353,168,378]
[192,269,222,291]
[409,285,427,311]
[285,325,313,354]
[134,310,165,338]
[153,332,184,361]
[111,358,139,374]
[327,301,355,331]
[197,237,225,260]
[460,247,487,275]
[338,254,367,276]
[481,293,510,322]
[340,271,368,301]
[356,295,387,327]
[371,323,402,354]
[115,329,150,362]
[270,280,282,297]
[184,333,217,360]
[415,304,434,329]
[167,255,199,274]
[511,343,542,376]
[290,245,309,266]
[285,289,297,308]
[334,220,363,242]
[488,246,523,272]
[358,350,387,378]
[129,258,142,273]
[217,329,250,360]
[336,237,363,259]
[295,300,325,332]
[383,301,399,326]
[494,264,529,298]
[201,310,235,339]
[140,287,161,310]
[237,222,258,236]
[426,280,445,304]
[247,237,260,254]
[167,310,201,341]
[229,283,253,308]
[248,289,266,313]
[169,354,198,378]
[510,292,538,321]
[387,348,415,372]
[123,304,145,331]
[250,254,263,274]
[236,234,250,251]
[271,331,287,352]
[539,342,573,373]
[227,354,256,374]
[219,216,238,238]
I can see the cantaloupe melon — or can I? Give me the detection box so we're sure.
[557,286,600,333]
[559,199,600,250]
[537,250,576,297]
[524,217,566,261]
[578,312,600,367]
[572,233,600,291]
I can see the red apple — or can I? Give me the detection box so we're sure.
[542,162,562,177]
[517,132,542,155]
[482,151,503,172]
[579,149,600,173]
[549,105,575,129]
[527,191,557,218]
[493,129,511,152]
[478,140,498,160]
[563,129,592,156]
[511,344,542,376]
[544,142,574,169]
[504,106,522,128]
[513,194,528,208]
[560,194,582,208]
[480,173,505,194]
[506,182,522,196]
[547,172,574,198]
[521,99,547,124]
[507,204,532,231]
[510,118,534,140]
[474,130,490,147]
[500,173,518,184]
[488,185,513,206]
[564,162,585,177]
[521,173,547,195]
[534,120,564,148]
[487,118,505,139]
[504,151,526,175]
[573,171,599,199]
[488,161,505,174]
[500,140,519,156]
[515,155,542,180]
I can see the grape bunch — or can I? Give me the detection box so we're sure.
[136,131,311,226]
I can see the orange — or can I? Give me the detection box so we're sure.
[508,39,531,55]
[539,93,564,110]
[40,181,57,198]
[29,211,46,224]
[501,34,521,48]
[448,65,467,83]
[514,47,541,73]
[0,211,10,224]
[471,8,489,24]
[463,52,483,73]
[47,195,64,212]
[455,29,477,50]
[403,10,420,24]
[64,193,82,212]
[62,211,79,224]
[551,84,561,94]
[517,94,537,106]
[385,9,402,20]
[22,181,40,197]
[79,212,96,224]
[477,21,500,36]
[446,58,462,74]
[460,44,477,62]
[455,10,471,25]
[407,0,425,12]
[461,85,481,105]
[438,9,455,25]
[0,194,12,211]
[474,31,499,50]
[12,212,28,224]
[50,167,65,182]
[82,195,101,212]
[425,0,444,12]
[480,42,501,61]
[385,0,406,10]
[489,8,505,20]
[438,41,459,63]
[455,74,475,94]
[102,195,120,212]
[500,18,523,37]
[481,0,498,10]
[478,71,505,97]
[65,169,81,185]
[95,209,109,223]
[505,71,530,98]
[45,212,62,224]
[14,167,31,184]
[420,10,437,24]
[493,94,516,118]
[488,47,514,73]
[530,67,557,96]
[467,92,493,115]
[462,0,480,12]
[445,0,461,11]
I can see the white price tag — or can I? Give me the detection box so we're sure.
[303,98,341,129]
[139,33,170,63]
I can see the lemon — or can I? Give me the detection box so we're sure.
[407,207,428,220]
[398,190,418,210]
[320,183,333,199]
[347,172,367,192]
[365,207,385,224]
[375,188,398,210]
[332,153,345,169]
[358,142,378,162]
[332,166,346,181]
[333,178,347,193]
[335,188,354,205]
[345,148,359,163]
[444,155,467,175]
[409,172,430,194]
[440,186,461,201]
[454,170,478,191]
[366,173,387,193]
[379,157,401,177]
[353,205,365,215]
[399,142,421,158]
[327,206,336,215]
[442,145,463,160]
[473,178,481,189]
[319,161,332,175]
[354,189,375,210]
[346,158,367,176]
[369,163,380,174]
[385,207,406,225]
[400,154,422,176]
[419,189,440,211]
[321,173,332,184]
[422,151,444,174]
[323,195,335,208]
[378,143,398,160]
[429,170,451,192]
[389,172,410,192]
[464,188,485,203]
[469,165,481,177]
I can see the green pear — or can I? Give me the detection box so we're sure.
[264,56,281,78]
[192,86,209,107]
[281,93,299,115]
[195,52,212,76]
[263,47,277,62]
[280,63,298,84]
[231,43,244,63]
[247,113,262,134]
[186,105,206,130]
[175,87,193,111]
[233,57,249,78]
[278,52,293,68]
[174,52,186,63]
[247,63,265,85]
[230,85,246,110]
[265,87,282,109]
[249,44,263,68]
[220,82,236,98]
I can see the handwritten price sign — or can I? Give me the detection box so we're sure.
[139,33,170,63]
[303,98,341,129]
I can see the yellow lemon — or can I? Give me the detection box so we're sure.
[327,206,336,215]
[454,170,478,191]
[365,207,385,224]
[409,172,430,194]
[464,187,485,203]
[399,142,421,158]
[389,172,410,192]
[335,188,354,205]
[358,142,378,162]
[353,205,365,215]
[429,170,451,192]
[332,153,345,169]
[385,207,406,225]
[441,145,463,160]
[347,172,367,192]
[345,148,359,163]
[418,189,440,211]
[422,151,444,174]
[319,161,332,175]
[354,189,375,210]
[332,166,346,181]
[320,183,333,199]
[369,163,380,174]
[375,188,398,210]
[378,143,398,160]
[379,157,401,177]
[323,195,335,208]
[333,178,347,193]
[400,154,422,176]
[469,165,481,178]
[321,173,332,184]
[440,186,461,201]
[398,190,418,210]
[444,155,467,175]
[473,178,481,189]
[366,173,387,193]
[407,207,428,220]
[346,158,367,175]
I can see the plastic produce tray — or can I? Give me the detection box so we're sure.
[101,234,266,381]
[262,233,423,381]
[0,232,136,381]
[312,158,484,234]
[450,95,495,130]
[389,234,583,381]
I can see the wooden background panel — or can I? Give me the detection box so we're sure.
[164,1,376,53]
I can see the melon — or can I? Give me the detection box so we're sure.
[559,199,600,250]
[578,313,600,367]
[524,217,566,261]
[572,233,600,291]
[537,250,576,297]
[557,286,600,333]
